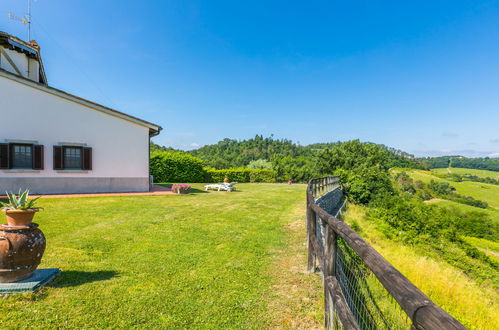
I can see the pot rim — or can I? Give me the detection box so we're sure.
[2,209,39,214]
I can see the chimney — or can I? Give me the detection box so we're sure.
[28,40,40,50]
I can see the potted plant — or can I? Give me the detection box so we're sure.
[171,184,191,194]
[1,189,43,226]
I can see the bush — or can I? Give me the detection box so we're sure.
[205,168,277,183]
[335,167,394,205]
[150,151,206,183]
[247,159,273,170]
[271,155,319,182]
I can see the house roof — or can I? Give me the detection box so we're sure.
[0,31,48,85]
[0,68,162,136]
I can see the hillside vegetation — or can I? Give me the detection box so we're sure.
[343,205,498,329]
[153,136,426,183]
[421,156,499,172]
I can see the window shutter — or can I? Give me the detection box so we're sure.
[33,145,44,170]
[53,146,63,170]
[82,147,92,170]
[0,143,9,169]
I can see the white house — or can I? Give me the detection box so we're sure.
[0,32,162,194]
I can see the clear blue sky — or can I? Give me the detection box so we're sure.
[1,1,498,157]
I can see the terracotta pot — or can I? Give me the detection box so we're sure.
[2,209,38,227]
[0,223,46,282]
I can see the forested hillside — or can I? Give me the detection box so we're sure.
[184,135,426,181]
[421,156,499,171]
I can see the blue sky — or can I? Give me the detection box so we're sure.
[1,1,498,157]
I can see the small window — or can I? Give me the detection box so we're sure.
[63,147,82,169]
[12,144,33,169]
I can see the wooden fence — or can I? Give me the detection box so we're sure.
[307,176,465,329]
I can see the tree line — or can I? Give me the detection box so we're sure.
[421,156,499,172]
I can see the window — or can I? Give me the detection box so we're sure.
[12,144,33,169]
[0,143,44,170]
[63,147,82,169]
[53,145,92,171]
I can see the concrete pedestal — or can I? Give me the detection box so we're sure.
[0,268,60,293]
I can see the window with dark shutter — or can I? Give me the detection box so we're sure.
[11,144,33,169]
[33,145,44,170]
[82,147,92,170]
[53,146,63,170]
[0,143,9,169]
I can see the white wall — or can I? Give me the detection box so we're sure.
[0,75,150,179]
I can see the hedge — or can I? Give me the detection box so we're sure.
[150,150,206,183]
[150,151,278,183]
[204,168,277,183]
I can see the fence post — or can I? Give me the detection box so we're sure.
[323,221,337,328]
[307,189,317,272]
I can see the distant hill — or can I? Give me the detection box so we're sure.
[420,156,499,172]
[185,135,426,170]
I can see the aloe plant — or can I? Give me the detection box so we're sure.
[1,189,43,211]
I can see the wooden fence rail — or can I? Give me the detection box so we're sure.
[307,176,465,330]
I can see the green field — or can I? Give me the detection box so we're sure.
[0,184,322,328]
[399,169,499,209]
[432,167,499,179]
[426,198,499,224]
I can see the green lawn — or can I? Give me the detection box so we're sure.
[432,167,499,179]
[0,184,322,328]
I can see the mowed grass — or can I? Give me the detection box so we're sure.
[0,184,323,328]
[343,205,499,330]
[402,169,499,209]
[432,167,499,179]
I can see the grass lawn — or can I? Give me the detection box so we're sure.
[0,184,322,328]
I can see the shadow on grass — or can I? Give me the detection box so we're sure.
[51,270,118,288]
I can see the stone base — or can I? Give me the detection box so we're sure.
[0,268,60,294]
[0,177,150,194]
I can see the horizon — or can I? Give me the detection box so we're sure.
[1,1,498,157]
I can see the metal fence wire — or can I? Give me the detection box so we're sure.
[306,176,464,330]
[334,237,410,329]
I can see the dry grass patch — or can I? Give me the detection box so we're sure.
[265,203,323,329]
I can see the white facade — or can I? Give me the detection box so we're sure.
[0,34,161,194]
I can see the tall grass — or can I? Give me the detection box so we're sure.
[343,204,499,330]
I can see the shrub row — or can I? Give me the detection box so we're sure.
[150,151,277,183]
[205,167,277,183]
[150,150,206,183]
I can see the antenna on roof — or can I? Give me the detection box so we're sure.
[8,0,34,41]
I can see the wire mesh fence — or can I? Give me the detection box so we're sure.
[307,176,464,330]
[335,237,411,329]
